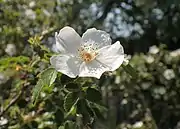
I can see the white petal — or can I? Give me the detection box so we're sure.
[79,61,109,79]
[82,28,111,49]
[55,26,82,54]
[96,41,124,71]
[50,54,81,78]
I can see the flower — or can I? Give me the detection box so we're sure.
[29,1,35,8]
[25,9,36,20]
[5,43,16,56]
[132,121,143,128]
[145,55,154,64]
[0,117,8,126]
[50,26,124,79]
[149,45,159,54]
[170,48,180,57]
[163,69,175,80]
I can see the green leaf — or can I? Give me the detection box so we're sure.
[86,102,95,118]
[60,74,75,85]
[28,35,41,46]
[66,104,77,116]
[64,121,76,129]
[122,64,138,79]
[55,109,64,126]
[86,88,102,103]
[65,83,80,92]
[91,103,107,120]
[92,107,104,120]
[32,68,57,104]
[32,79,44,104]
[64,92,79,112]
[76,99,92,124]
[41,68,57,86]
[58,126,65,129]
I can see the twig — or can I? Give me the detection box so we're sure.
[0,83,29,117]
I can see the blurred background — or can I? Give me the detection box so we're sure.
[0,0,180,129]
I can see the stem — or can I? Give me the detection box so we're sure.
[0,82,29,117]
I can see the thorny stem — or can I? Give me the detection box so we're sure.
[0,82,29,117]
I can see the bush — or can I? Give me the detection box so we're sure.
[1,0,180,129]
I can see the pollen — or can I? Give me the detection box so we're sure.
[82,52,96,62]
[78,43,98,63]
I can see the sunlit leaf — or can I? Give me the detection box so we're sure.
[32,79,44,104]
[64,92,79,112]
[40,68,57,86]
[32,68,57,104]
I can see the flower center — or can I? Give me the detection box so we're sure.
[78,43,98,63]
[81,52,96,62]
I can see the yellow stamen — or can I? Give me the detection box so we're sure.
[78,43,98,63]
[82,52,95,63]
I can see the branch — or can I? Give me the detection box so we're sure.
[0,82,29,117]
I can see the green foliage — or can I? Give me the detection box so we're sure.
[32,79,44,104]
[1,0,180,129]
[86,88,102,103]
[64,83,80,92]
[32,68,57,104]
[0,56,29,71]
[64,121,77,129]
[40,68,57,87]
[122,64,139,79]
[64,92,79,112]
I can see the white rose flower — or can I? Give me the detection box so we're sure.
[50,26,124,79]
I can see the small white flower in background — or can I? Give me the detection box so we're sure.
[154,87,166,95]
[176,121,180,129]
[132,121,143,128]
[149,45,159,54]
[163,69,175,80]
[5,43,16,56]
[50,26,124,79]
[115,75,121,84]
[0,117,8,126]
[145,55,154,64]
[121,99,128,105]
[40,92,46,98]
[25,9,36,20]
[141,82,151,90]
[29,1,35,8]
[170,48,180,57]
